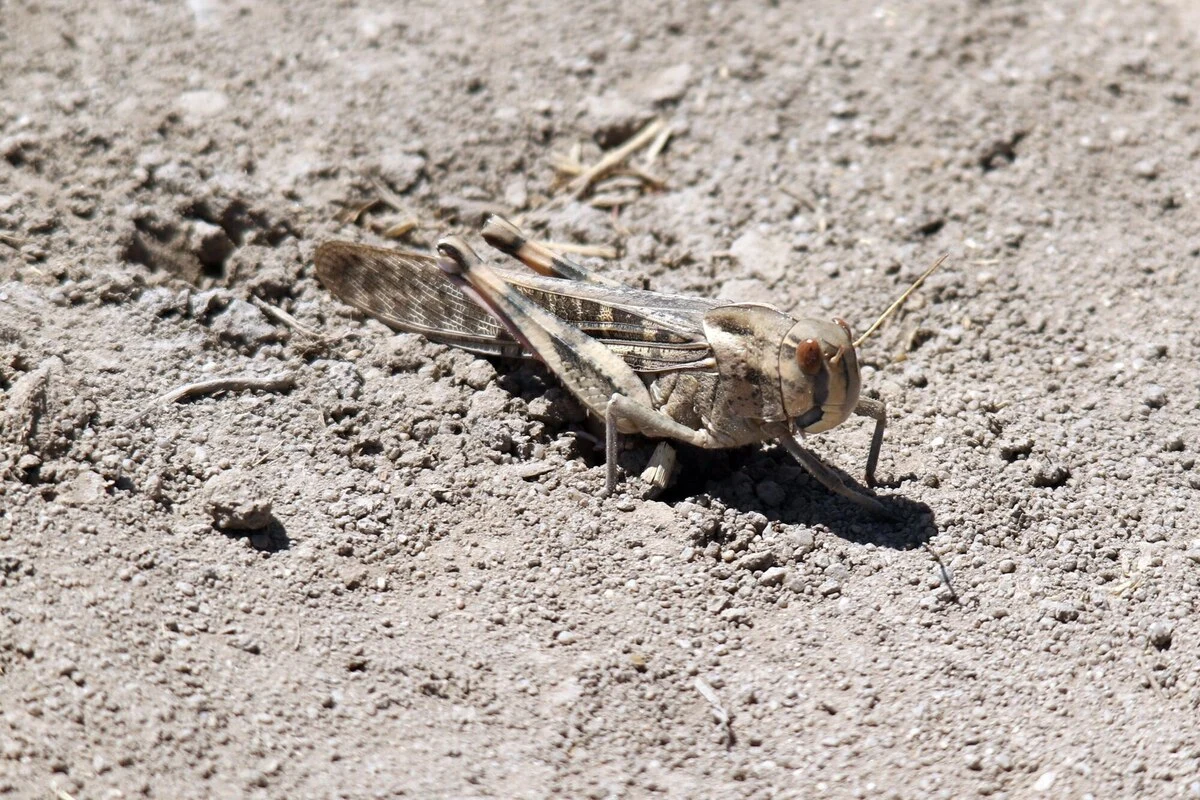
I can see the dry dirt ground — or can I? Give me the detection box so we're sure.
[2,0,1200,798]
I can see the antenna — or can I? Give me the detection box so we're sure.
[853,254,948,349]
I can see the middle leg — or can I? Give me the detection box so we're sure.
[604,393,716,494]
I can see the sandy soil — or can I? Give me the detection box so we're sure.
[3,0,1200,797]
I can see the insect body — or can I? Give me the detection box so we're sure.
[316,216,925,517]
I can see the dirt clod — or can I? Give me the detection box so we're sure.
[203,469,273,530]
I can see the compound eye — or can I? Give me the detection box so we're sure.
[833,317,853,339]
[796,338,823,375]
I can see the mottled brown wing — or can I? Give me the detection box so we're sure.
[496,272,718,373]
[314,241,524,358]
[315,240,717,373]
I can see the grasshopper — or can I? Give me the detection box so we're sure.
[315,215,940,517]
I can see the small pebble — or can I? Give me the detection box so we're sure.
[375,150,427,194]
[736,551,774,572]
[176,89,229,121]
[631,63,693,104]
[463,359,497,390]
[60,470,108,507]
[757,567,788,587]
[904,366,928,388]
[1033,771,1056,792]
[1142,384,1167,409]
[503,177,528,211]
[1041,601,1079,623]
[1029,460,1070,488]
[582,93,653,149]
[787,530,815,557]
[998,437,1034,462]
[1132,159,1159,179]
[1148,620,1173,650]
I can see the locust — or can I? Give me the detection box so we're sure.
[315,215,940,517]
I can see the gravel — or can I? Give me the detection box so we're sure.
[1,1,1199,798]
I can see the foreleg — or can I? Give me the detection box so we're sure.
[853,396,886,487]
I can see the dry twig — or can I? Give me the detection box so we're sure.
[533,240,618,260]
[382,218,419,239]
[567,118,667,199]
[1136,651,1167,702]
[551,153,586,178]
[620,164,667,190]
[694,676,735,747]
[335,198,379,226]
[640,441,676,497]
[124,373,296,426]
[589,193,642,210]
[334,175,420,227]
[924,543,961,604]
[250,295,323,339]
[369,175,419,217]
[779,185,816,212]
[642,124,673,165]
[554,159,665,189]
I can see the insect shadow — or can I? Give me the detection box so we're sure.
[658,444,938,549]
[493,365,935,546]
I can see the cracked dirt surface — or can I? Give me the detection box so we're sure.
[2,1,1200,798]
